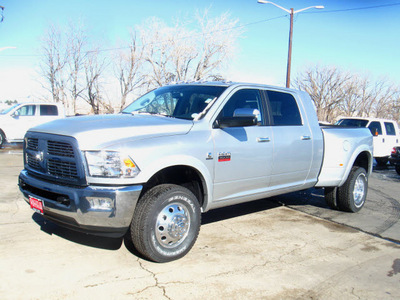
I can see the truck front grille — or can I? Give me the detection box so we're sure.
[25,133,86,186]
[27,138,38,151]
[48,159,78,178]
[48,141,75,157]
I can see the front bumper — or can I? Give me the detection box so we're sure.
[19,170,143,237]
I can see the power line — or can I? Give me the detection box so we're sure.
[303,2,400,14]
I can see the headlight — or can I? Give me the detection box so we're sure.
[84,151,140,178]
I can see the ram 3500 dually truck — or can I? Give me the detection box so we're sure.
[19,82,373,262]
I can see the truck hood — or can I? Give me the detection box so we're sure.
[30,114,194,149]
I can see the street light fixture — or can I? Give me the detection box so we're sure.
[257,0,324,88]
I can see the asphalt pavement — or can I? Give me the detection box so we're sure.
[1,146,399,299]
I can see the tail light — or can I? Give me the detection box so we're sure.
[392,148,396,154]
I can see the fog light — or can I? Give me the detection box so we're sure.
[87,197,114,211]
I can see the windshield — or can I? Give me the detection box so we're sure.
[122,85,227,120]
[0,104,19,115]
[336,118,369,127]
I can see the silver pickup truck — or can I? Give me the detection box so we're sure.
[19,82,373,262]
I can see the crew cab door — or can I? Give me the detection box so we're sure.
[212,88,273,202]
[265,90,313,189]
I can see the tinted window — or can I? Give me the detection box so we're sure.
[16,105,36,116]
[267,91,302,126]
[368,121,382,135]
[40,105,58,116]
[337,119,369,127]
[218,89,264,125]
[384,122,396,136]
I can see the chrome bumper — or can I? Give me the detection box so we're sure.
[19,170,143,237]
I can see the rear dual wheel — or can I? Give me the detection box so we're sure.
[324,166,368,213]
[130,184,201,263]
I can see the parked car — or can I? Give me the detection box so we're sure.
[389,147,400,175]
[336,117,400,166]
[0,102,65,147]
[19,82,373,262]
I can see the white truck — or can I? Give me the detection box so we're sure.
[0,102,65,147]
[336,117,400,166]
[19,82,373,262]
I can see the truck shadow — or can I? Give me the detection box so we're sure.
[32,213,124,250]
[31,188,329,256]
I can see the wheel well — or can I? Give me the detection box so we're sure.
[353,151,370,172]
[140,166,206,207]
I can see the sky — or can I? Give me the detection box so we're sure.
[0,0,399,102]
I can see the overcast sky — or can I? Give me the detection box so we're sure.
[0,0,399,102]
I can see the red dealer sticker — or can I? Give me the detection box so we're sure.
[29,196,44,214]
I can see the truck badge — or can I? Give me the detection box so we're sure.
[218,152,231,162]
[35,151,44,162]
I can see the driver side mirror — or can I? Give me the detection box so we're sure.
[213,108,259,129]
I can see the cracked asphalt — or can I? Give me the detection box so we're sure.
[1,147,400,299]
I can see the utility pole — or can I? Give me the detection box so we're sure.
[286,8,294,88]
[257,1,323,88]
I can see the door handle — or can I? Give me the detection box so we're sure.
[301,135,311,140]
[257,137,270,143]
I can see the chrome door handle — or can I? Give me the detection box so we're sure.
[257,137,270,143]
[301,136,311,140]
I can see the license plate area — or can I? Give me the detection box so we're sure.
[29,196,44,214]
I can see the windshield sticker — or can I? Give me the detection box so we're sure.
[218,152,231,162]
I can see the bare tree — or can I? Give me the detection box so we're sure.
[294,65,352,122]
[115,32,144,110]
[295,64,400,123]
[82,50,109,114]
[66,21,87,115]
[138,11,241,88]
[193,11,241,81]
[40,24,68,106]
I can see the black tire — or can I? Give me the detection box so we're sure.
[0,131,5,148]
[130,184,201,263]
[337,167,368,213]
[324,187,338,210]
[395,165,400,176]
[376,157,388,167]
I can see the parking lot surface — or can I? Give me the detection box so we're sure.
[1,151,400,299]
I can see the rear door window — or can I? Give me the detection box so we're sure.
[384,122,396,136]
[40,105,58,116]
[266,91,302,126]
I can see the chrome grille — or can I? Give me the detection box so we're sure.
[48,159,78,178]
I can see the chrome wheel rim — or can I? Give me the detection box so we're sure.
[155,203,190,248]
[353,174,366,207]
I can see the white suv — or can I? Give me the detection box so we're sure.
[0,102,65,147]
[336,117,400,166]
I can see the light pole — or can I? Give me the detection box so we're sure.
[257,1,323,88]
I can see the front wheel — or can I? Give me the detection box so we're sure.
[130,184,201,263]
[337,167,368,213]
